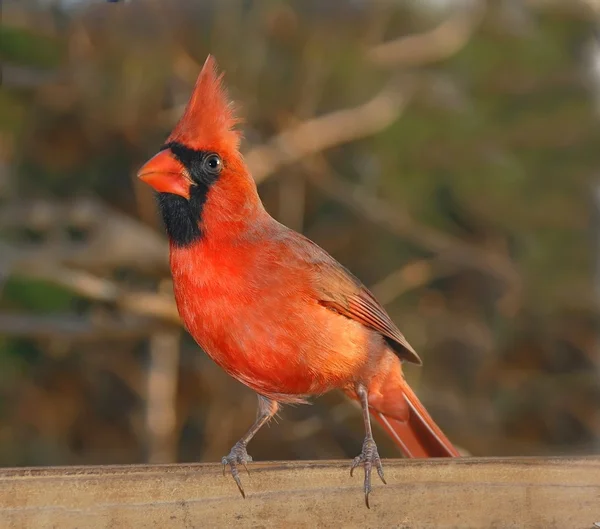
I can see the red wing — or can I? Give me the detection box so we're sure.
[284,230,422,364]
[319,278,422,365]
[308,255,421,365]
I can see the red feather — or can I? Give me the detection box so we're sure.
[167,55,241,155]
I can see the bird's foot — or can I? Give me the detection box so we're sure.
[221,442,253,499]
[350,436,386,508]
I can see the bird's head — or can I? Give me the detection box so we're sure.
[138,56,262,246]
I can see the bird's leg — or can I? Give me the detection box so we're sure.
[350,384,386,508]
[221,394,278,498]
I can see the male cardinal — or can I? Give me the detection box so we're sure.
[138,56,459,507]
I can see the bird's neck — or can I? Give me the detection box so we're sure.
[158,162,269,249]
[200,167,269,241]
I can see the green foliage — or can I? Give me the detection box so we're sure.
[2,277,76,314]
[0,26,62,67]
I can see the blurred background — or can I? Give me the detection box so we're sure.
[2,0,600,468]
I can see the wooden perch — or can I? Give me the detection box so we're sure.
[1,457,599,528]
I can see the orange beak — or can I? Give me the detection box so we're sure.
[137,150,191,199]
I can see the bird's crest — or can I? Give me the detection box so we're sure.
[167,55,241,154]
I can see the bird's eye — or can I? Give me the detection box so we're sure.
[204,154,222,175]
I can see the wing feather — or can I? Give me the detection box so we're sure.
[288,232,422,365]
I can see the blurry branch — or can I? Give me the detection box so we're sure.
[0,313,157,340]
[145,341,180,461]
[370,259,457,306]
[0,239,179,324]
[0,198,168,273]
[246,77,414,184]
[29,266,179,323]
[301,157,520,287]
[367,2,486,68]
[146,287,181,464]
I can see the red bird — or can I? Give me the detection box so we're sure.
[138,56,459,507]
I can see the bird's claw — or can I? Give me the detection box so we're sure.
[221,442,253,499]
[350,436,386,509]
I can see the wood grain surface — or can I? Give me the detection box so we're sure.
[1,457,599,528]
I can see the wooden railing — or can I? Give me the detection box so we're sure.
[1,457,599,528]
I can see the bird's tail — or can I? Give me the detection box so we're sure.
[366,361,460,458]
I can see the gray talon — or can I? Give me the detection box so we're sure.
[222,442,253,499]
[351,436,386,508]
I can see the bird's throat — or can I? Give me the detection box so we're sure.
[157,169,267,247]
[157,185,207,246]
